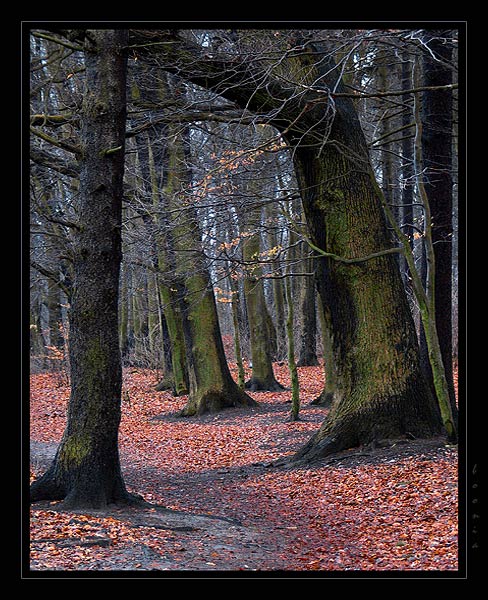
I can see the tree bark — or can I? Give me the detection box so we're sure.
[30,29,139,508]
[147,128,189,395]
[264,202,287,361]
[285,228,300,421]
[229,272,246,389]
[293,136,441,461]
[401,53,415,282]
[46,279,63,349]
[310,292,335,408]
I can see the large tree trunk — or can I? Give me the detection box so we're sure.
[287,48,441,461]
[292,148,441,460]
[30,30,138,508]
[147,132,189,395]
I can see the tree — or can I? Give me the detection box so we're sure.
[239,205,284,392]
[285,227,300,421]
[29,28,459,466]
[296,242,319,367]
[162,114,256,415]
[419,30,458,422]
[30,30,140,508]
[291,68,441,459]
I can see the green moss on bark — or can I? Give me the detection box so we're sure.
[59,433,92,468]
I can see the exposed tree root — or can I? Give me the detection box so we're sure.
[177,388,257,417]
[245,378,287,392]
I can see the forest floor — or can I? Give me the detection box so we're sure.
[28,362,459,575]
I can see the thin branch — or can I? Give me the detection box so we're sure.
[30,147,80,178]
[30,113,80,128]
[369,121,415,147]
[30,260,71,296]
[333,82,458,100]
[30,126,81,156]
[305,238,403,264]
[42,214,81,231]
[31,30,85,53]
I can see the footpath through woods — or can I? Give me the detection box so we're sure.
[29,363,458,572]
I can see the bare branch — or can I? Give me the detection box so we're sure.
[30,126,82,156]
[30,147,80,178]
[31,30,85,53]
[304,237,403,265]
[333,82,458,100]
[30,113,80,128]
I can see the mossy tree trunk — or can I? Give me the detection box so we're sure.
[155,280,188,395]
[163,116,256,415]
[310,293,336,408]
[146,130,189,395]
[30,29,139,508]
[291,103,441,462]
[240,210,285,392]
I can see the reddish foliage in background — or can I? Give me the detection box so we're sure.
[29,363,459,572]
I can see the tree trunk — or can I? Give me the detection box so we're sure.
[146,130,189,395]
[229,273,246,389]
[292,137,441,460]
[119,265,130,358]
[310,292,335,408]
[264,202,287,361]
[147,269,159,358]
[30,305,46,358]
[162,117,255,415]
[30,29,139,508]
[46,279,63,350]
[401,53,415,283]
[240,210,284,391]
[297,246,319,367]
[286,229,300,421]
[420,31,457,420]
[288,62,441,461]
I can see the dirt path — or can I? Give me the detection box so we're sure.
[30,436,456,573]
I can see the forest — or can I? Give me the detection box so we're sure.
[27,24,465,576]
